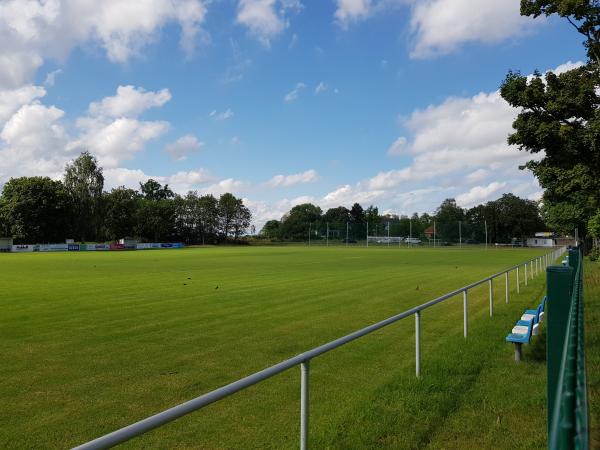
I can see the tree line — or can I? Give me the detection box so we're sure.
[260,194,545,244]
[0,152,252,244]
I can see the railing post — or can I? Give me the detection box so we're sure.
[505,272,509,304]
[516,265,520,293]
[463,290,468,338]
[300,361,309,450]
[531,260,534,281]
[488,279,493,317]
[415,312,421,377]
[525,263,528,286]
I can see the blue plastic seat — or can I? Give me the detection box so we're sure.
[506,319,534,344]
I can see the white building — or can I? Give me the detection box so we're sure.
[526,237,555,247]
[0,237,12,252]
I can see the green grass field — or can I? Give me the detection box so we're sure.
[0,246,558,449]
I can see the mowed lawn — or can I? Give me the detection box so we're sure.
[0,246,553,449]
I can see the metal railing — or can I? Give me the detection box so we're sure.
[74,247,565,450]
[547,248,589,449]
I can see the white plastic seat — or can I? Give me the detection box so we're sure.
[512,325,529,335]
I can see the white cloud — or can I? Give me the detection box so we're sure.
[465,168,489,184]
[0,84,46,125]
[69,117,169,168]
[0,0,208,89]
[266,169,319,187]
[166,134,203,161]
[315,82,328,94]
[103,167,214,193]
[386,136,407,156]
[88,85,171,118]
[0,102,68,181]
[210,108,234,121]
[334,0,372,28]
[552,60,585,76]
[284,82,306,102]
[409,0,539,58]
[455,181,507,207]
[236,0,301,46]
[67,85,172,168]
[43,69,62,87]
[202,178,247,195]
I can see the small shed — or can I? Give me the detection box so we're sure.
[526,237,554,247]
[424,225,435,239]
[0,237,13,252]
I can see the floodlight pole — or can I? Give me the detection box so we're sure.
[409,217,412,248]
[387,222,390,247]
[366,221,369,247]
[346,222,349,247]
[459,221,462,248]
[433,220,436,248]
[484,220,488,250]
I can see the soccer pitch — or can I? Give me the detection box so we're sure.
[1,246,552,449]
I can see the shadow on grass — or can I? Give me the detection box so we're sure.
[529,328,546,362]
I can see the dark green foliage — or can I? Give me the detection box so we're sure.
[139,179,175,200]
[260,220,281,238]
[500,1,600,235]
[350,203,365,223]
[63,152,104,241]
[218,193,251,240]
[103,187,139,240]
[0,177,69,243]
[521,0,600,63]
[279,203,323,240]
[0,153,252,244]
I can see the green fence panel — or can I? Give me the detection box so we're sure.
[547,248,589,449]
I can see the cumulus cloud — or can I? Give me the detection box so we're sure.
[0,84,46,125]
[202,178,247,195]
[236,0,302,46]
[266,169,319,187]
[69,117,169,168]
[88,85,171,118]
[0,102,68,181]
[386,136,407,156]
[284,82,306,102]
[408,0,539,58]
[67,85,172,168]
[455,181,507,207]
[103,167,214,193]
[166,134,203,161]
[0,0,208,89]
[331,0,541,59]
[334,0,372,28]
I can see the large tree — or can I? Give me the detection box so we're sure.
[103,187,139,240]
[217,193,251,240]
[140,179,175,201]
[501,1,600,237]
[64,152,104,241]
[0,177,70,243]
[279,203,322,240]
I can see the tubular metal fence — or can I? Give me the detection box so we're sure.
[74,247,566,450]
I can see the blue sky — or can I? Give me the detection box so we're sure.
[0,0,587,227]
